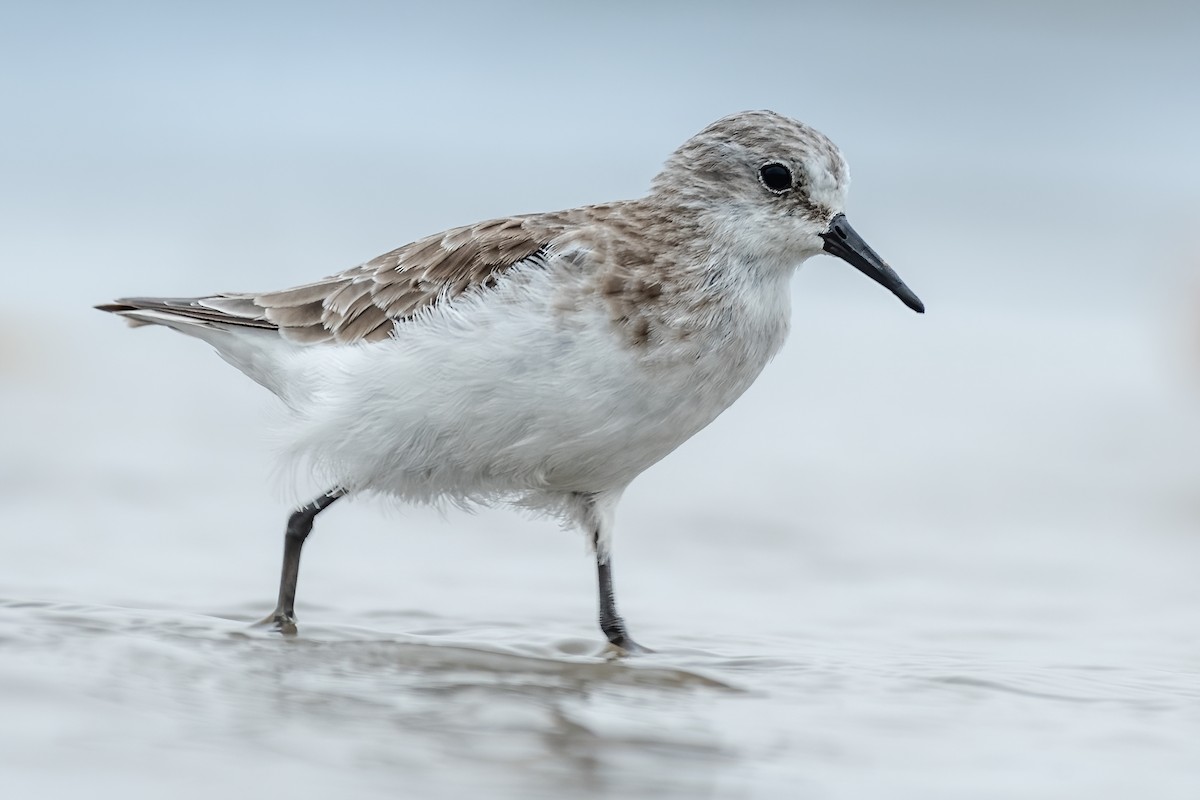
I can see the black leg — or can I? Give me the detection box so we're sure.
[583,493,649,654]
[597,552,647,653]
[257,487,344,634]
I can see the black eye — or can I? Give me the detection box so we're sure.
[758,162,793,193]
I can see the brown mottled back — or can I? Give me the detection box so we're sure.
[100,199,716,347]
[252,215,562,344]
[102,213,584,344]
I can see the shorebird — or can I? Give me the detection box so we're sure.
[98,110,923,652]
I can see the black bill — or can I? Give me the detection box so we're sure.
[820,214,924,313]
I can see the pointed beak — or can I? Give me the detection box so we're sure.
[820,214,924,313]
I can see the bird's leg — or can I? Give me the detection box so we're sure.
[596,552,649,654]
[582,493,649,654]
[256,487,344,635]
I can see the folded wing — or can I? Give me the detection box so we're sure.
[98,214,567,345]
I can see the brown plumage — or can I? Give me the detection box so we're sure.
[97,200,709,348]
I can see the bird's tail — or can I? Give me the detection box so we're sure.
[96,295,304,405]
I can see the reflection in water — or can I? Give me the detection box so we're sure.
[2,598,1197,799]
[1,600,742,798]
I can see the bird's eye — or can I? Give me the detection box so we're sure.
[758,162,793,193]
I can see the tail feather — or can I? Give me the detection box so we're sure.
[95,295,276,331]
[97,295,305,405]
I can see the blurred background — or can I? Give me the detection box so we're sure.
[2,1,1198,798]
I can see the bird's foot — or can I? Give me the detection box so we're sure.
[253,609,299,636]
[602,620,653,655]
[607,634,653,656]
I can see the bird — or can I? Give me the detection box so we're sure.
[97,110,923,653]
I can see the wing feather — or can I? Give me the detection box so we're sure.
[101,213,581,345]
[249,215,562,344]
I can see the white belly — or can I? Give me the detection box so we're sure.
[280,263,792,511]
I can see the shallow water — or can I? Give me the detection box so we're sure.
[1,590,1196,800]
[2,585,1196,800]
